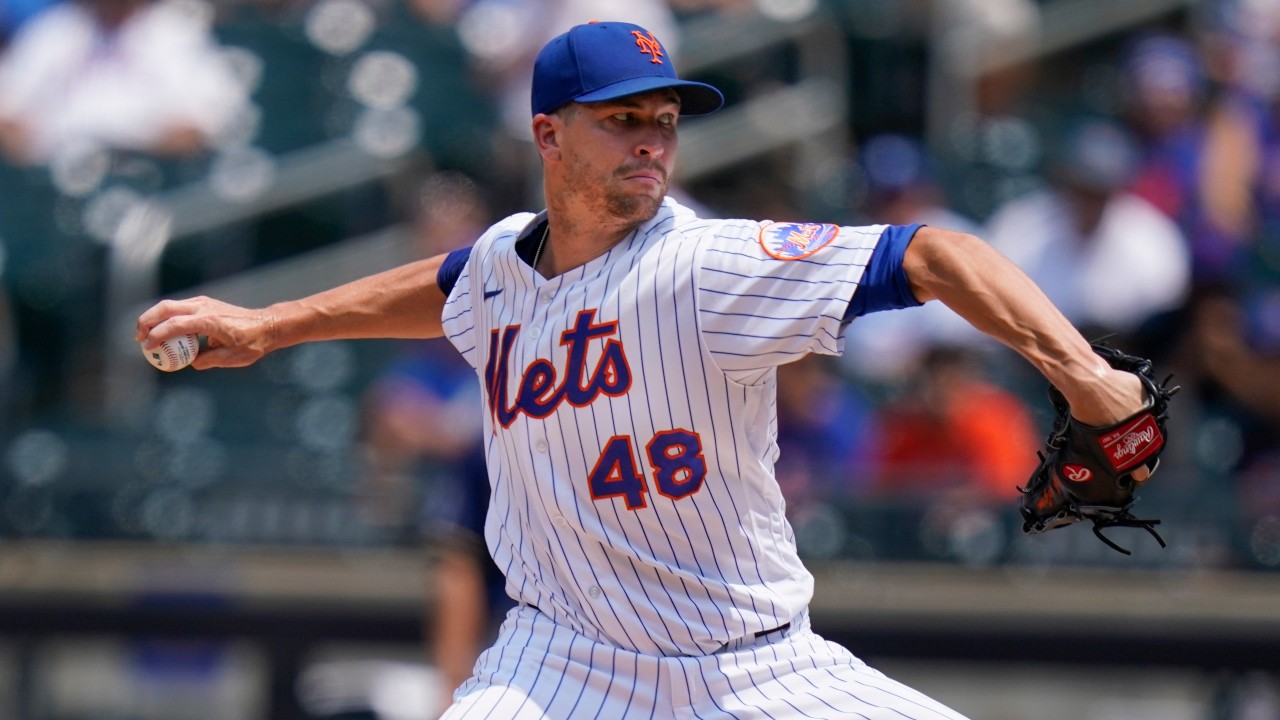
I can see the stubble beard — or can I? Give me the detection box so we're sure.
[605,187,664,224]
[561,178,664,227]
[558,148,669,227]
[604,164,668,224]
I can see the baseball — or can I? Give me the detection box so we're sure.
[143,334,199,372]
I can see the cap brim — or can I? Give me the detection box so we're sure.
[573,77,724,116]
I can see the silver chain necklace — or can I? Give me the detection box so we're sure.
[532,222,549,273]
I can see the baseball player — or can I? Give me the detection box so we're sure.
[137,21,1152,719]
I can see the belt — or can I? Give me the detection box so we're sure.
[755,621,791,639]
[716,620,796,654]
[522,603,796,654]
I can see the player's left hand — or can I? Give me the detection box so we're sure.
[1018,341,1179,554]
[136,296,276,370]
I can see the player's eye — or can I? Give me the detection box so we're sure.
[659,114,676,128]
[611,112,631,123]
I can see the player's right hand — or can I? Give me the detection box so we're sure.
[136,296,276,370]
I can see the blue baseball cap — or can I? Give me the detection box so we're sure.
[531,21,724,117]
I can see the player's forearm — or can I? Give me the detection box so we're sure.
[264,256,449,351]
[903,228,1136,424]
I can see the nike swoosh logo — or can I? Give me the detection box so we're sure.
[483,288,503,300]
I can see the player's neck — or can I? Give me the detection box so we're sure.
[537,208,639,279]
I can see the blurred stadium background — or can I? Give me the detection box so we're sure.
[0,0,1279,718]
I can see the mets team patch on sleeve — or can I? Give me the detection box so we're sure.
[758,222,839,260]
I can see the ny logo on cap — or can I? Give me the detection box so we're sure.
[631,30,664,64]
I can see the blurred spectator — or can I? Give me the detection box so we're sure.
[842,134,991,381]
[0,0,246,165]
[1121,32,1259,283]
[985,116,1191,339]
[775,354,877,508]
[1159,283,1280,567]
[453,0,680,139]
[359,172,511,714]
[854,133,979,233]
[1194,1,1280,291]
[869,345,1040,504]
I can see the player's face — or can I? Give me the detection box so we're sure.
[558,90,680,223]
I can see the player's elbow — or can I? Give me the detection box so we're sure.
[902,227,990,304]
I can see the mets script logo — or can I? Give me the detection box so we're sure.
[484,309,632,427]
[631,31,664,64]
[1063,464,1093,482]
[759,222,839,260]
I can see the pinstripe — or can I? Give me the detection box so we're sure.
[711,651,789,720]
[502,620,562,719]
[553,634,591,718]
[704,266,865,286]
[586,238,684,651]
[549,359,646,649]
[547,404,623,638]
[471,607,538,719]
[772,658,864,719]
[696,230,790,609]
[714,371,785,622]
[662,233,741,635]
[636,235,735,642]
[818,665,965,720]
[760,641,863,718]
[678,234,766,633]
[704,245,870,269]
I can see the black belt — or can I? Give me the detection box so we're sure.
[755,621,791,638]
[526,604,791,646]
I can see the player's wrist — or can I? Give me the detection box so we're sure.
[1061,371,1145,427]
[259,302,299,355]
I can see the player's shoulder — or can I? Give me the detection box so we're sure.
[661,196,889,259]
[659,196,762,239]
[470,211,539,254]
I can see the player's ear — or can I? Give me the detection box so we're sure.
[532,113,562,161]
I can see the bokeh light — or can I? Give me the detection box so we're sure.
[755,0,819,23]
[353,107,421,158]
[348,51,418,110]
[6,430,68,486]
[209,147,276,202]
[305,0,377,56]
[49,144,110,198]
[456,1,526,63]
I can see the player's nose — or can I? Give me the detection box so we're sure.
[633,129,669,159]
[635,142,664,159]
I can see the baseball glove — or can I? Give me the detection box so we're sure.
[1019,341,1179,554]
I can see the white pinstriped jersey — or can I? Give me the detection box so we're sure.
[441,196,886,658]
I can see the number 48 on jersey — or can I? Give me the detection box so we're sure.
[588,430,707,510]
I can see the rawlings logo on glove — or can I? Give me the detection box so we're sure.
[1019,341,1180,555]
[1103,416,1161,468]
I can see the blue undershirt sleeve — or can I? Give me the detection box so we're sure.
[436,247,472,297]
[844,223,925,320]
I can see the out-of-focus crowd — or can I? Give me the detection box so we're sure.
[0,0,1276,576]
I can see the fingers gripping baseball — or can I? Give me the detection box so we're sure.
[137,296,276,369]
